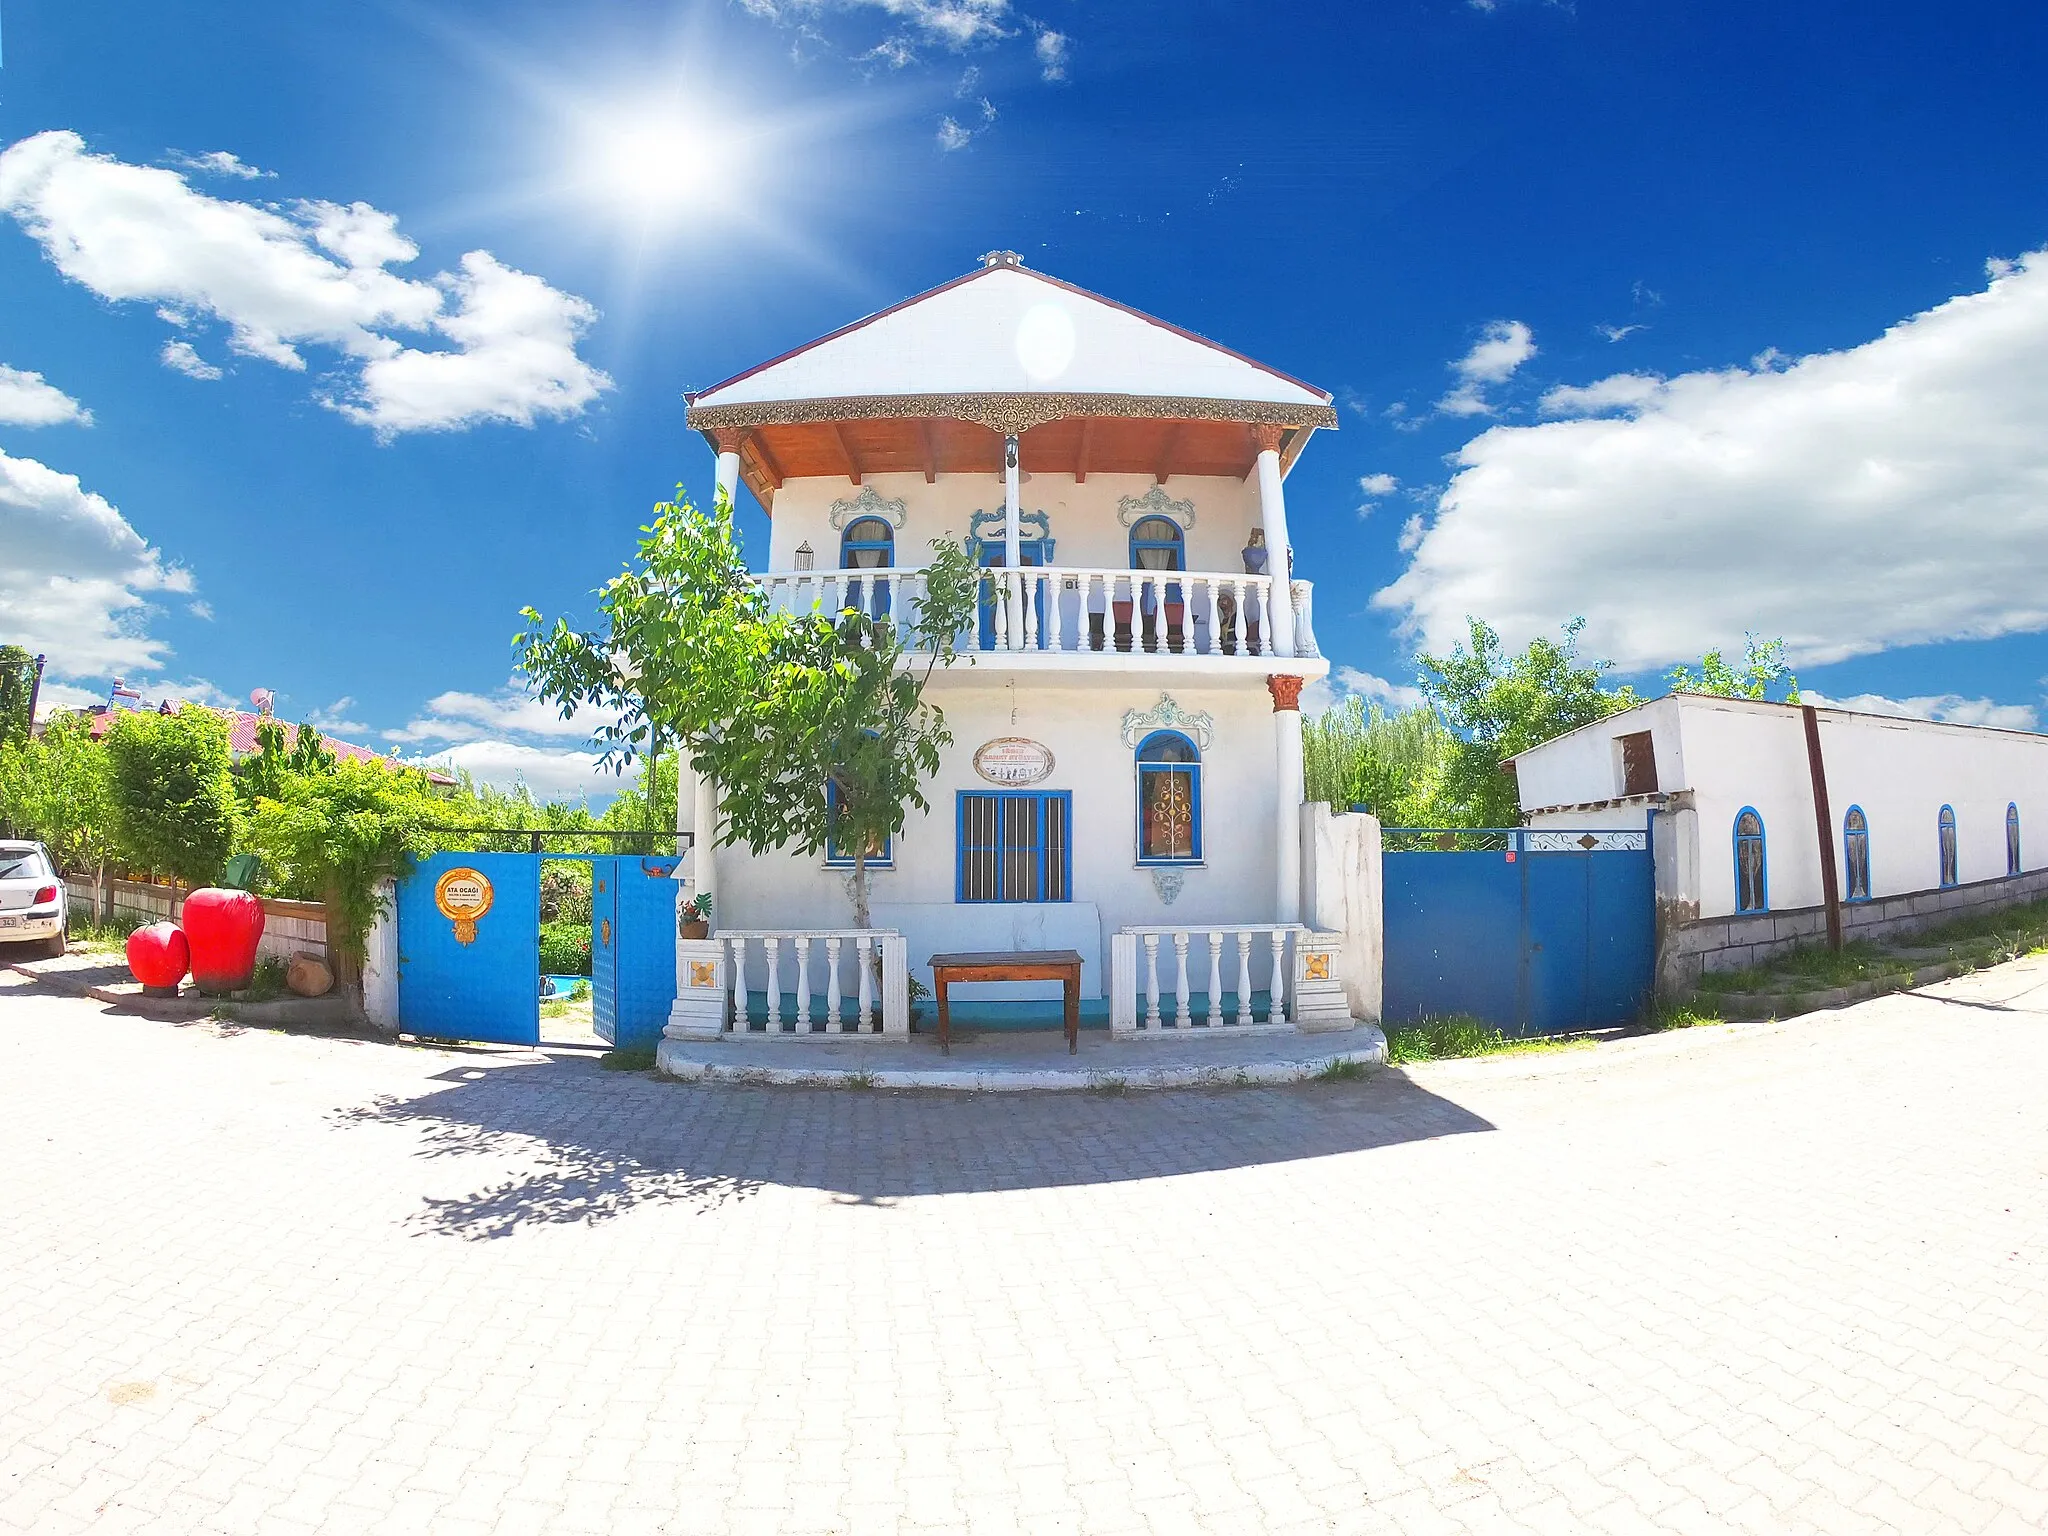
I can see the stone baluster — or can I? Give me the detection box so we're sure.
[794,935,812,1031]
[1207,932,1224,1026]
[1267,929,1287,1024]
[1201,579,1218,656]
[1236,934,1254,1027]
[1023,571,1040,650]
[856,935,874,1030]
[825,936,842,1031]
[764,935,782,1031]
[1172,931,1190,1027]
[729,935,749,1032]
[1143,933,1162,1030]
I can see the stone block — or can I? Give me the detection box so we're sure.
[286,952,333,998]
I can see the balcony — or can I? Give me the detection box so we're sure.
[757,566,1320,665]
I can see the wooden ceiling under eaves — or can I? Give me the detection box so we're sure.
[728,415,1284,512]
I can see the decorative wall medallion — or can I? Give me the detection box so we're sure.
[827,483,908,531]
[432,867,494,946]
[1121,694,1215,750]
[1151,869,1185,905]
[689,960,720,988]
[974,737,1056,786]
[1117,484,1197,529]
[1303,952,1332,982]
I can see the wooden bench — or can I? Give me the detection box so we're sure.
[927,949,1083,1055]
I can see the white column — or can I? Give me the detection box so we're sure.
[713,434,742,516]
[1252,430,1297,659]
[1003,434,1022,650]
[693,770,718,912]
[1271,676,1304,923]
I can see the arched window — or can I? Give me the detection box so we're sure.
[1938,805,1958,888]
[1136,730,1201,864]
[839,517,894,569]
[1128,516,1185,573]
[1843,806,1871,903]
[2008,803,2022,876]
[825,737,890,868]
[1734,808,1767,914]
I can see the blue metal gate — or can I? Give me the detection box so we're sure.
[1383,829,1654,1034]
[396,852,541,1045]
[590,856,680,1052]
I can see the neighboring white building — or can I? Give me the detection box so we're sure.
[1508,693,2047,984]
[663,252,1374,1041]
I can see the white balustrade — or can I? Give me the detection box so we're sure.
[716,929,909,1037]
[1110,924,1308,1034]
[752,566,1307,664]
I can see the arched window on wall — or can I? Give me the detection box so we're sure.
[2008,803,2022,876]
[1128,516,1188,654]
[1843,806,1871,903]
[1734,808,1767,914]
[1136,730,1202,864]
[1938,805,1958,888]
[839,516,894,620]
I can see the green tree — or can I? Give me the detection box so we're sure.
[0,646,40,752]
[516,486,980,928]
[1667,634,1800,702]
[246,759,442,980]
[1418,617,1637,827]
[1302,699,1454,826]
[239,719,340,806]
[0,712,118,920]
[102,706,237,885]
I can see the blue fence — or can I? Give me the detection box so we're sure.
[1383,828,1655,1035]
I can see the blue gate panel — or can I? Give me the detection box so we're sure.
[608,859,680,1050]
[1383,851,1522,1028]
[590,858,619,1044]
[397,852,540,1046]
[1584,847,1656,1025]
[1525,854,1591,1037]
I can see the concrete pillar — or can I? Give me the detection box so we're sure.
[712,430,743,516]
[693,770,718,911]
[1269,674,1305,922]
[1250,427,1297,659]
[1299,803,1383,1023]
[1003,434,1022,649]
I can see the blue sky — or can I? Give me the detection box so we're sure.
[5,0,2048,798]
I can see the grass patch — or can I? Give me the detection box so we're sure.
[1383,1014,1589,1065]
[1913,896,2048,950]
[1313,1057,1372,1081]
[63,912,134,955]
[1695,939,1913,995]
[598,1047,657,1072]
[1645,1000,1726,1031]
[840,1068,878,1090]
[1088,1074,1131,1096]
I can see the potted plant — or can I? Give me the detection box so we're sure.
[679,891,713,940]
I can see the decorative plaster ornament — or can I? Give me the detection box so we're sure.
[1151,869,1185,905]
[1121,694,1215,750]
[1117,484,1197,529]
[827,483,908,531]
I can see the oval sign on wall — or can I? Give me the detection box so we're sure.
[433,867,495,946]
[974,736,1055,787]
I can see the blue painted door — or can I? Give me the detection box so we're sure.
[590,858,618,1043]
[1525,853,1592,1035]
[397,852,539,1045]
[603,858,681,1050]
[1583,845,1656,1025]
[1382,850,1522,1027]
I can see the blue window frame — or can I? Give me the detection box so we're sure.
[1135,730,1201,864]
[1843,806,1871,903]
[839,516,894,570]
[1938,805,1959,888]
[1734,807,1767,913]
[2008,803,2022,876]
[1128,516,1186,617]
[957,790,1071,902]
[824,779,890,868]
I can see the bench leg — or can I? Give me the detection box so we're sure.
[937,978,951,1055]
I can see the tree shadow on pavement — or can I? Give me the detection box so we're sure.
[337,1053,1493,1241]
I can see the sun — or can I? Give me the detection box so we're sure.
[583,109,726,219]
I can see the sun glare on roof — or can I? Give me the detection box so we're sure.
[1016,302,1077,383]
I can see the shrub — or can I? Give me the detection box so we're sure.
[540,920,592,976]
[103,706,237,886]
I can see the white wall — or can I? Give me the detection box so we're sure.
[711,678,1285,996]
[1521,694,2047,919]
[763,471,1267,576]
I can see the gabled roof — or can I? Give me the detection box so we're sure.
[687,253,1334,420]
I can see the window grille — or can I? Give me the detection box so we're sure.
[958,791,1070,902]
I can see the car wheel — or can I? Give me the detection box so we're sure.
[40,933,66,959]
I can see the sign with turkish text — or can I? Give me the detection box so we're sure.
[973,736,1056,786]
[433,867,494,946]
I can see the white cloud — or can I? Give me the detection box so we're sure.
[1035,29,1070,80]
[1433,320,1535,418]
[741,0,1012,48]
[1377,249,2048,672]
[1596,322,1645,343]
[0,447,191,677]
[304,696,370,735]
[386,684,620,745]
[1537,372,1663,417]
[936,117,974,151]
[159,340,224,380]
[187,600,214,620]
[1358,473,1399,498]
[169,150,272,180]
[0,130,610,435]
[31,681,106,721]
[1804,690,2039,732]
[0,365,91,426]
[1303,665,1428,717]
[411,741,627,801]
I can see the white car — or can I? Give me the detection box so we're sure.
[0,842,68,959]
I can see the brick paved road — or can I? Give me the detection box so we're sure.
[2,957,2044,1535]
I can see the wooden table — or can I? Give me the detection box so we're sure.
[927,949,1084,1055]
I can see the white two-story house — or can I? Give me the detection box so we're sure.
[665,252,1363,1041]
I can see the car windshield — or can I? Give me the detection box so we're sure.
[0,849,51,880]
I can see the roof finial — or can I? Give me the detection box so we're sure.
[979,249,1023,269]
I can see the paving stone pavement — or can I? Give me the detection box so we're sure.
[1,956,2045,1535]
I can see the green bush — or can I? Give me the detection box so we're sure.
[540,920,591,976]
[103,706,237,885]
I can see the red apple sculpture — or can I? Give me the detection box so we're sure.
[126,922,191,995]
[182,887,266,994]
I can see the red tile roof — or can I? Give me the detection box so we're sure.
[80,704,454,785]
